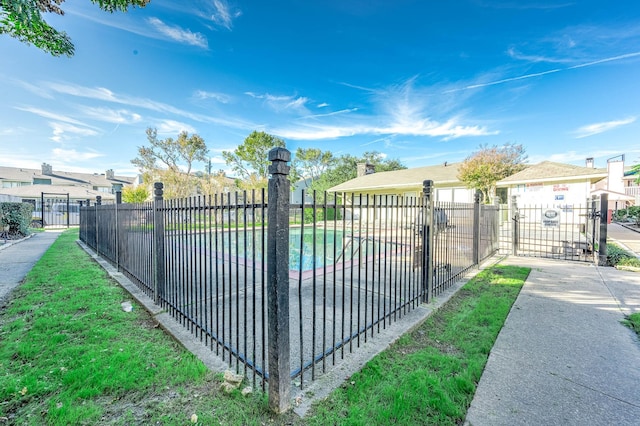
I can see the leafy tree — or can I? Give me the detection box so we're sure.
[631,163,640,185]
[196,169,236,198]
[131,128,209,199]
[458,143,527,203]
[222,131,286,181]
[291,148,334,187]
[311,151,406,195]
[121,185,149,203]
[1,0,150,56]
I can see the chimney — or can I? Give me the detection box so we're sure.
[357,163,375,177]
[365,163,375,175]
[41,163,53,175]
[106,169,115,180]
[585,157,594,168]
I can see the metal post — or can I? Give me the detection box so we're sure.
[422,180,434,303]
[115,191,122,271]
[473,190,481,265]
[511,195,519,256]
[267,148,291,413]
[66,193,70,228]
[96,196,101,256]
[153,183,166,305]
[598,194,608,265]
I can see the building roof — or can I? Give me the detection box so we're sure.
[497,161,607,185]
[328,162,462,193]
[0,184,116,200]
[0,166,135,188]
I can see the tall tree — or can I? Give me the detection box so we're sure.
[131,128,209,199]
[1,0,150,56]
[121,185,149,203]
[311,151,407,194]
[291,148,334,187]
[457,143,527,203]
[222,131,286,190]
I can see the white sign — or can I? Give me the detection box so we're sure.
[542,209,560,227]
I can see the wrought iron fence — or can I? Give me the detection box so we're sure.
[79,149,501,411]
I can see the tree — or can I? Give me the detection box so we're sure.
[1,0,150,57]
[121,185,149,203]
[632,163,640,185]
[131,128,209,199]
[291,148,334,187]
[222,131,286,190]
[311,151,407,195]
[458,143,527,203]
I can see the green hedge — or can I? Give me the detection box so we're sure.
[0,202,33,236]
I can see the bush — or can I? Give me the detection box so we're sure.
[606,243,639,267]
[0,202,33,237]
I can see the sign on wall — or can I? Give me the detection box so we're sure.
[542,209,561,227]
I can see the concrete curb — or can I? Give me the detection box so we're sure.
[0,233,34,252]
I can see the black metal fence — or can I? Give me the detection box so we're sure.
[499,195,608,263]
[79,150,500,412]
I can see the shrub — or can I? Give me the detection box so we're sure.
[606,243,639,267]
[0,202,33,237]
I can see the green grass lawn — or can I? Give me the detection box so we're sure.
[0,229,529,425]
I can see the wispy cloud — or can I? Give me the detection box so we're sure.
[155,120,197,135]
[83,107,142,124]
[49,122,99,143]
[147,17,208,48]
[210,0,242,30]
[572,117,637,139]
[300,108,358,120]
[272,77,497,140]
[245,92,310,113]
[52,148,104,163]
[507,47,573,64]
[193,90,231,103]
[41,81,256,129]
[15,106,92,127]
[447,51,640,92]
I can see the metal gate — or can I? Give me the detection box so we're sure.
[500,195,608,263]
[32,193,78,228]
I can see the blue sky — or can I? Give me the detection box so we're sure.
[1,0,639,177]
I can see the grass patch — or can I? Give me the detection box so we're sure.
[0,229,529,425]
[0,230,297,425]
[622,312,640,337]
[305,265,530,425]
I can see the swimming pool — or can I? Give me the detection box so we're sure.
[214,227,347,272]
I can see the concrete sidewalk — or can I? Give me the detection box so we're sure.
[0,231,62,305]
[465,257,640,425]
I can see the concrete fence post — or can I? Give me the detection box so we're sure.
[473,190,481,265]
[153,182,166,304]
[267,147,291,413]
[598,194,608,265]
[422,180,434,303]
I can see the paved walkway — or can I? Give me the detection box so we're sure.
[465,225,640,425]
[0,231,62,305]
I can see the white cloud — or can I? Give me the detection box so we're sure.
[193,90,231,103]
[317,103,329,108]
[155,120,197,135]
[51,148,104,162]
[83,107,142,124]
[245,92,310,113]
[147,17,208,48]
[49,122,99,142]
[210,0,242,30]
[15,106,92,127]
[43,81,256,129]
[573,117,637,139]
